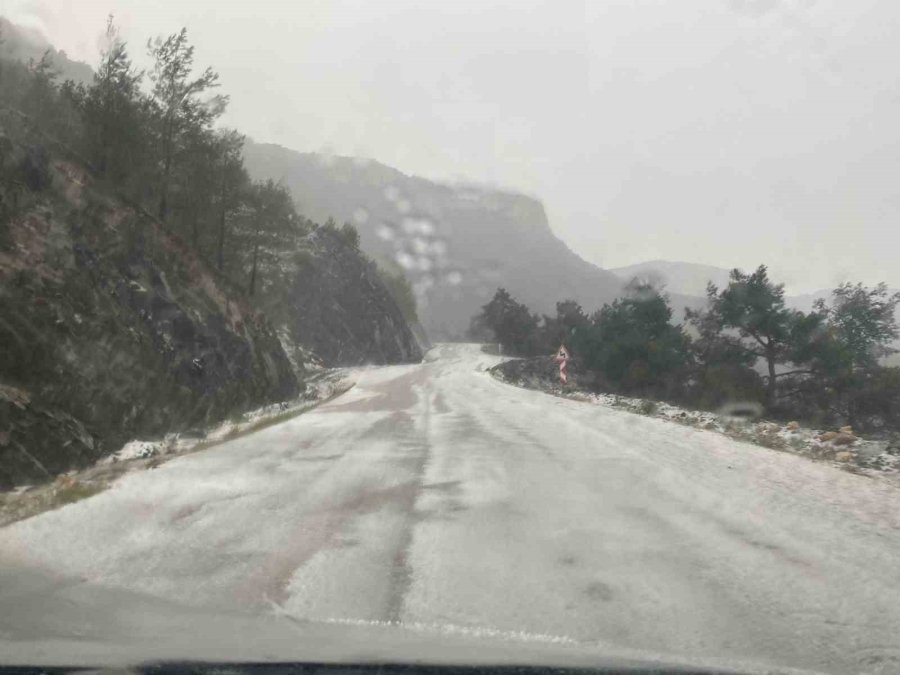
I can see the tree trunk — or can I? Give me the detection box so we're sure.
[191,203,199,249]
[765,345,777,410]
[249,236,260,297]
[158,120,173,220]
[216,170,228,271]
[216,208,227,272]
[158,150,171,221]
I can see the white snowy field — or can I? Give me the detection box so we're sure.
[1,344,899,674]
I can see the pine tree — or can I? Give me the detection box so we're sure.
[147,28,223,221]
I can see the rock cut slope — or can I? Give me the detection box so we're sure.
[0,150,297,488]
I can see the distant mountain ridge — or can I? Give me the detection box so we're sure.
[242,142,678,339]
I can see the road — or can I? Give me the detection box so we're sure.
[1,343,899,673]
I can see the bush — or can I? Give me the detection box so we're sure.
[687,363,765,412]
[639,399,658,416]
[55,480,104,505]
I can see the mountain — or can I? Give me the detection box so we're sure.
[241,142,633,339]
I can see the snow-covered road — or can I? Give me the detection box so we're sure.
[2,344,900,673]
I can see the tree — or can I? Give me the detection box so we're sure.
[805,283,900,428]
[536,299,589,355]
[685,284,764,409]
[213,129,247,272]
[81,16,145,183]
[584,284,691,397]
[169,125,222,251]
[340,221,360,249]
[477,288,539,355]
[816,283,900,370]
[147,28,223,220]
[21,50,59,130]
[709,265,817,409]
[0,25,5,85]
[238,179,298,296]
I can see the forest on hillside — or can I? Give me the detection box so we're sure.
[0,18,413,310]
[473,266,900,433]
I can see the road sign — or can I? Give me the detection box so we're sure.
[554,344,570,384]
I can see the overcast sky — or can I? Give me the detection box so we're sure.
[3,0,898,293]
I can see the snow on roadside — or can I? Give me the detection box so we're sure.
[492,365,900,481]
[103,370,351,464]
[1,371,354,527]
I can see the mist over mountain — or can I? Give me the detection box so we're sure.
[0,16,93,85]
[242,142,652,339]
[610,260,733,298]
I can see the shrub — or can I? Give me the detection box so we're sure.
[639,399,658,416]
[55,480,104,505]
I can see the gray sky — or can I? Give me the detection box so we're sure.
[3,0,898,293]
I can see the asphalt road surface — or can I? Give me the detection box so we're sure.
[2,344,899,674]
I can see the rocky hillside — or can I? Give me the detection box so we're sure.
[0,19,426,490]
[0,141,299,489]
[264,226,423,366]
[242,142,632,339]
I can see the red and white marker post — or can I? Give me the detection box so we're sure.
[554,344,570,384]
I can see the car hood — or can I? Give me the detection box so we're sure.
[0,565,818,674]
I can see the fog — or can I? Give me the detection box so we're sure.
[4,0,898,293]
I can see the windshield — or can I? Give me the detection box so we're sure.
[1,2,899,674]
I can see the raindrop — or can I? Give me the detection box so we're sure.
[414,277,435,296]
[384,186,400,202]
[376,224,395,241]
[353,207,369,224]
[396,199,411,214]
[446,271,463,286]
[395,251,415,270]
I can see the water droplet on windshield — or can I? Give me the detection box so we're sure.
[353,207,369,224]
[395,251,415,270]
[376,223,395,241]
